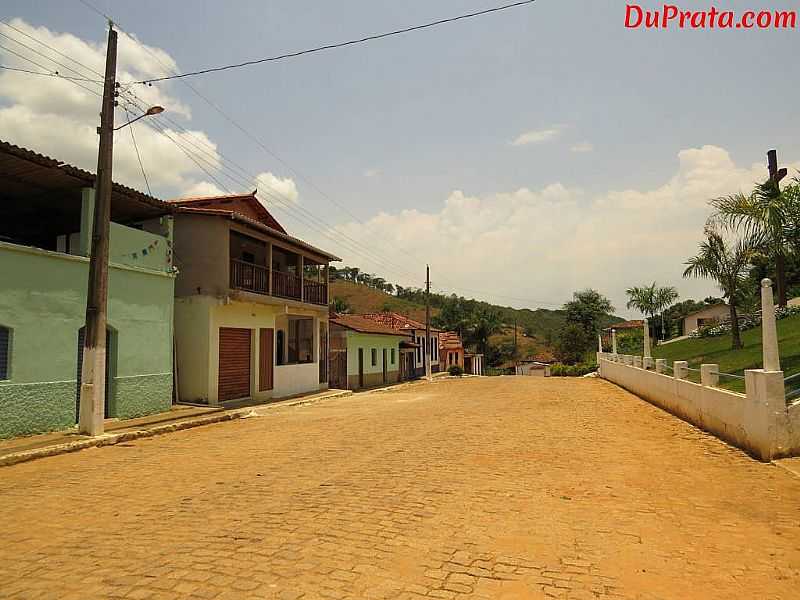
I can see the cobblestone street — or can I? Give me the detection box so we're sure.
[1,377,799,600]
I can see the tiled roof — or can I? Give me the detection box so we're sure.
[331,314,411,337]
[603,319,644,331]
[169,191,287,234]
[439,331,463,350]
[360,312,441,333]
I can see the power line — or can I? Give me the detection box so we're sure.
[0,63,103,81]
[123,105,152,196]
[133,0,537,83]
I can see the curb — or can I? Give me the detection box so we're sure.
[0,390,355,468]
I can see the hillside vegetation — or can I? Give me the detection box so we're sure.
[652,314,800,393]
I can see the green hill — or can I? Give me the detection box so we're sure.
[652,314,800,394]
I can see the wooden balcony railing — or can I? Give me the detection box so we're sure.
[304,280,328,306]
[230,259,327,306]
[230,259,268,294]
[272,270,302,301]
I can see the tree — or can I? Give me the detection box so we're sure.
[554,323,591,365]
[563,289,614,336]
[625,282,678,340]
[468,307,502,356]
[331,296,351,314]
[710,179,800,306]
[683,227,755,350]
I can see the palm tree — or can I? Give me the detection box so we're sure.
[710,179,799,306]
[683,228,755,350]
[625,283,677,340]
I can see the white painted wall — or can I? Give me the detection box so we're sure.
[599,354,800,460]
[273,363,323,398]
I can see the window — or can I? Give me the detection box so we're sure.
[390,348,396,365]
[431,337,437,361]
[371,348,377,366]
[287,317,314,364]
[416,336,422,362]
[0,326,9,380]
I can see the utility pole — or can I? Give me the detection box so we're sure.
[79,22,117,436]
[425,265,432,380]
[513,318,518,360]
[767,149,788,307]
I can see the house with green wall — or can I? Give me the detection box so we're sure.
[0,140,176,439]
[329,314,413,390]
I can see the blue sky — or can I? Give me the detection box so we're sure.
[2,1,799,314]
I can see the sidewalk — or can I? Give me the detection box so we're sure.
[0,388,353,467]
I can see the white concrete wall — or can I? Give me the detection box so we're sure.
[598,354,800,460]
[273,363,322,398]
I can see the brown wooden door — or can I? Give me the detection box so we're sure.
[259,328,274,391]
[358,348,364,388]
[218,327,251,401]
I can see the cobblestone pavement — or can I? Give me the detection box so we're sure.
[2,377,799,600]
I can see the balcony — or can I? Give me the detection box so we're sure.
[229,259,327,306]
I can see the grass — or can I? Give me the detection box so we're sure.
[652,314,800,394]
[330,280,435,322]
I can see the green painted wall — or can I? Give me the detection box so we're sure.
[0,241,175,438]
[346,332,401,376]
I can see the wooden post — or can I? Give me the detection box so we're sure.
[425,265,431,380]
[79,22,117,436]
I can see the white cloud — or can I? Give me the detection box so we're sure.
[0,19,215,196]
[333,145,798,317]
[182,181,226,198]
[571,141,593,153]
[364,168,381,178]
[511,126,563,146]
[255,172,299,204]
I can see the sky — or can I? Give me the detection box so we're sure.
[2,0,799,317]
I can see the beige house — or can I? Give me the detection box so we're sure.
[515,361,551,377]
[171,193,339,405]
[682,303,729,335]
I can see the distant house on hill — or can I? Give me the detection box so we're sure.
[602,319,644,333]
[682,303,729,335]
[360,312,440,378]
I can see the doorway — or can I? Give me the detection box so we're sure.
[382,348,387,384]
[358,348,364,389]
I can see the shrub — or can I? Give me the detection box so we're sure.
[448,365,464,377]
[550,363,596,377]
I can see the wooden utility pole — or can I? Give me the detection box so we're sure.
[514,318,518,360]
[79,22,117,436]
[425,265,432,380]
[767,149,788,307]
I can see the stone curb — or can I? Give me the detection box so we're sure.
[0,390,355,468]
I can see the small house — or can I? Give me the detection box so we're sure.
[516,361,551,377]
[682,303,729,335]
[439,331,465,371]
[360,313,440,377]
[329,314,410,390]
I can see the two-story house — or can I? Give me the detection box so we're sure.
[0,141,176,438]
[170,192,339,404]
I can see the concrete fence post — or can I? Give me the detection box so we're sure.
[643,318,651,358]
[700,364,719,388]
[643,357,653,370]
[655,358,667,374]
[598,334,603,353]
[612,329,618,354]
[744,369,787,461]
[761,278,781,372]
[674,361,688,380]
[633,356,643,368]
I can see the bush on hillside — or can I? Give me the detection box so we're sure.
[550,363,597,377]
[688,305,800,339]
[448,365,464,377]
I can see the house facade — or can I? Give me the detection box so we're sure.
[516,361,551,377]
[171,193,339,405]
[682,303,729,335]
[360,313,440,378]
[329,314,408,390]
[0,141,175,438]
[463,352,485,375]
[439,331,464,371]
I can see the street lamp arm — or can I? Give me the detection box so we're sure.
[113,105,164,131]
